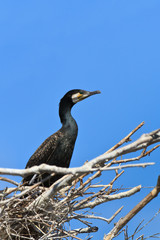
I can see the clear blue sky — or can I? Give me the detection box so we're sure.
[0,1,160,239]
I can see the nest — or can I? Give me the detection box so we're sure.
[0,185,71,240]
[0,174,101,240]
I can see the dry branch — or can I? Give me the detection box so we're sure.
[0,123,160,240]
[0,162,155,177]
[104,176,160,240]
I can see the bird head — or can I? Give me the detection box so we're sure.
[59,89,101,124]
[61,89,101,106]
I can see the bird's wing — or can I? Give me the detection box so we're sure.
[25,130,63,169]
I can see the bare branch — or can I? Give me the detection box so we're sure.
[104,176,160,240]
[105,121,145,154]
[0,177,19,186]
[0,162,155,178]
[1,123,160,240]
[75,185,141,210]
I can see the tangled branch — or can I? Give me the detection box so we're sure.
[0,122,160,239]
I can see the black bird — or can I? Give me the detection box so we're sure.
[23,89,100,187]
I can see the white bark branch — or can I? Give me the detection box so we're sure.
[74,185,141,209]
[72,206,123,224]
[1,124,160,240]
[0,162,155,177]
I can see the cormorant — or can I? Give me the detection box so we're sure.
[23,89,100,187]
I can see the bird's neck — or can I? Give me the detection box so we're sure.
[59,101,78,132]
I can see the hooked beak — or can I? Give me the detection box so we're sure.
[79,90,101,101]
[72,90,101,103]
[87,90,101,96]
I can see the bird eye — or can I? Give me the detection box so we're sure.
[79,91,84,95]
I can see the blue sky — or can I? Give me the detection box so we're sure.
[0,1,160,239]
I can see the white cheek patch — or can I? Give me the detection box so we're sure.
[72,93,82,103]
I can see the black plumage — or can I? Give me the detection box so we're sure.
[23,89,100,187]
